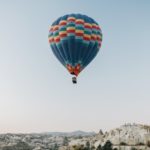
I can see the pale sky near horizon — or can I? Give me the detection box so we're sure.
[0,0,150,133]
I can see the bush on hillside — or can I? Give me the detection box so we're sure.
[147,141,150,147]
[102,140,113,150]
[120,142,127,146]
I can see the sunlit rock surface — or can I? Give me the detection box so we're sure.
[0,124,149,150]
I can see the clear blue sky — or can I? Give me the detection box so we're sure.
[0,0,150,133]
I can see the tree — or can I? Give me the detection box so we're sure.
[72,145,85,150]
[102,141,113,150]
[53,143,59,150]
[85,141,90,150]
[147,141,150,147]
[96,144,102,150]
[63,136,69,146]
[91,146,95,150]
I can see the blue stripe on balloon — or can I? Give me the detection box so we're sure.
[79,40,90,66]
[56,43,68,65]
[60,39,71,65]
[84,49,99,69]
[67,36,76,66]
[55,43,67,64]
[81,41,95,67]
[50,44,65,67]
[83,43,99,68]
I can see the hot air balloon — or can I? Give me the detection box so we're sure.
[48,14,102,84]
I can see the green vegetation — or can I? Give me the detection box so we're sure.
[85,141,90,150]
[120,142,127,146]
[63,137,69,146]
[147,141,150,147]
[72,140,114,150]
[102,140,113,150]
[72,144,85,150]
[53,143,59,150]
[72,141,91,150]
[96,144,102,150]
[131,147,137,150]
[136,142,144,146]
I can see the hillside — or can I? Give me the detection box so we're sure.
[0,123,150,150]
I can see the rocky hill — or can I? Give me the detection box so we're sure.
[69,123,150,150]
[0,123,149,150]
[45,130,96,137]
[102,123,150,145]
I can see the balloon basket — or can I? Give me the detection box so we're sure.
[72,77,77,84]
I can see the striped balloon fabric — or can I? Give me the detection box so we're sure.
[48,14,102,77]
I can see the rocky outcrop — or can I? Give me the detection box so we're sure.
[102,123,150,146]
[0,123,150,150]
[68,123,150,150]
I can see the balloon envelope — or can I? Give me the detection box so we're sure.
[48,14,102,76]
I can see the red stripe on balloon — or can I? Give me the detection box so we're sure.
[84,37,90,41]
[59,22,67,26]
[97,37,101,41]
[91,36,97,40]
[55,38,60,43]
[76,33,84,36]
[60,33,67,37]
[96,26,101,30]
[67,30,75,33]
[68,19,76,22]
[76,21,84,25]
[92,26,97,29]
[49,38,54,43]
[53,27,59,31]
[84,25,92,29]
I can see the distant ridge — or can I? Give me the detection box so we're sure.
[44,130,96,136]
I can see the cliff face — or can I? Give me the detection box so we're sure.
[102,124,150,145]
[69,124,150,150]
